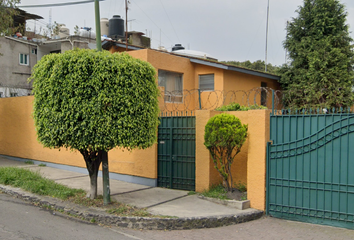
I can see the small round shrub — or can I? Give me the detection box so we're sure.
[204,113,248,191]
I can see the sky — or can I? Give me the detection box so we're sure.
[18,0,354,66]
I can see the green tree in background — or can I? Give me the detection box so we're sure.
[280,0,354,109]
[30,49,160,200]
[222,60,280,75]
[0,0,20,35]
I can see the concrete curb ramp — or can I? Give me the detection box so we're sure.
[0,184,263,230]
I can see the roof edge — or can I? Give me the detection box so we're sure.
[101,40,144,51]
[189,58,280,81]
[4,36,38,47]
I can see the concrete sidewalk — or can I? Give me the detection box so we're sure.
[0,155,263,229]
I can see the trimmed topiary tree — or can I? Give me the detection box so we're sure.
[30,49,159,199]
[204,113,248,192]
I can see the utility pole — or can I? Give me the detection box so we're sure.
[285,20,289,64]
[48,8,52,37]
[94,0,110,206]
[125,0,128,51]
[265,0,270,72]
[94,0,102,51]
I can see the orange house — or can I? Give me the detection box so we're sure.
[0,42,281,211]
[102,40,281,112]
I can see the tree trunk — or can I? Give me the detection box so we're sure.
[99,150,111,205]
[80,150,102,199]
[228,163,233,193]
[89,169,98,199]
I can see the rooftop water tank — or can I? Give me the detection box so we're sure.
[79,28,96,39]
[100,18,109,36]
[172,44,185,51]
[108,15,125,39]
[59,24,70,38]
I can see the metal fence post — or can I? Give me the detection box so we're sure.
[272,89,275,115]
[198,89,202,110]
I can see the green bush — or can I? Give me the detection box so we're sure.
[216,103,267,111]
[204,113,248,192]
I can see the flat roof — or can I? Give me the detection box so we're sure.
[17,8,43,20]
[101,39,144,51]
[101,40,281,81]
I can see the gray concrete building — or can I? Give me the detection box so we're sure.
[0,36,37,97]
[0,35,97,97]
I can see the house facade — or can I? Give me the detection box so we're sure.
[102,41,281,111]
[0,35,97,96]
[0,37,37,97]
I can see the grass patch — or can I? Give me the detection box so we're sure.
[0,167,84,200]
[38,163,46,167]
[201,184,229,200]
[0,167,173,219]
[234,181,247,192]
[187,191,196,195]
[69,193,153,217]
[240,193,247,201]
[106,205,151,217]
[24,160,34,165]
[69,193,175,218]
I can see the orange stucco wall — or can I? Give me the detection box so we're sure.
[0,96,157,179]
[1,96,270,210]
[196,109,270,211]
[108,47,280,112]
[223,70,280,108]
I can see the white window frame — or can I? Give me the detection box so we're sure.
[19,53,29,66]
[199,74,214,91]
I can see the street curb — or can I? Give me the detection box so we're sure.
[198,195,251,210]
[0,184,264,230]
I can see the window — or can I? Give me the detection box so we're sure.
[261,82,267,106]
[158,70,183,102]
[199,74,214,91]
[19,53,29,65]
[31,48,37,55]
[10,92,18,97]
[0,92,3,98]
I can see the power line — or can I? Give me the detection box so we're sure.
[130,0,174,46]
[158,0,180,42]
[19,0,105,8]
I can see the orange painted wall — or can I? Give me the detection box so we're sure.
[126,49,198,113]
[223,70,280,108]
[0,96,157,179]
[108,47,280,112]
[195,109,270,211]
[194,65,224,110]
[0,96,270,210]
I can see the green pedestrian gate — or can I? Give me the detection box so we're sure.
[157,113,196,191]
[267,110,354,229]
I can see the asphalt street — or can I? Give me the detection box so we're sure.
[0,193,139,240]
[1,192,354,240]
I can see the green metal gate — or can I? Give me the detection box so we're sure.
[157,114,196,191]
[267,110,354,229]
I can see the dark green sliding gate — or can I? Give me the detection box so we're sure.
[267,111,354,229]
[157,113,196,191]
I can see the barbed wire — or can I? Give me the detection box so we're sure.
[159,87,283,112]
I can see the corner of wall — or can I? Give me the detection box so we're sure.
[195,110,212,192]
[246,109,270,210]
